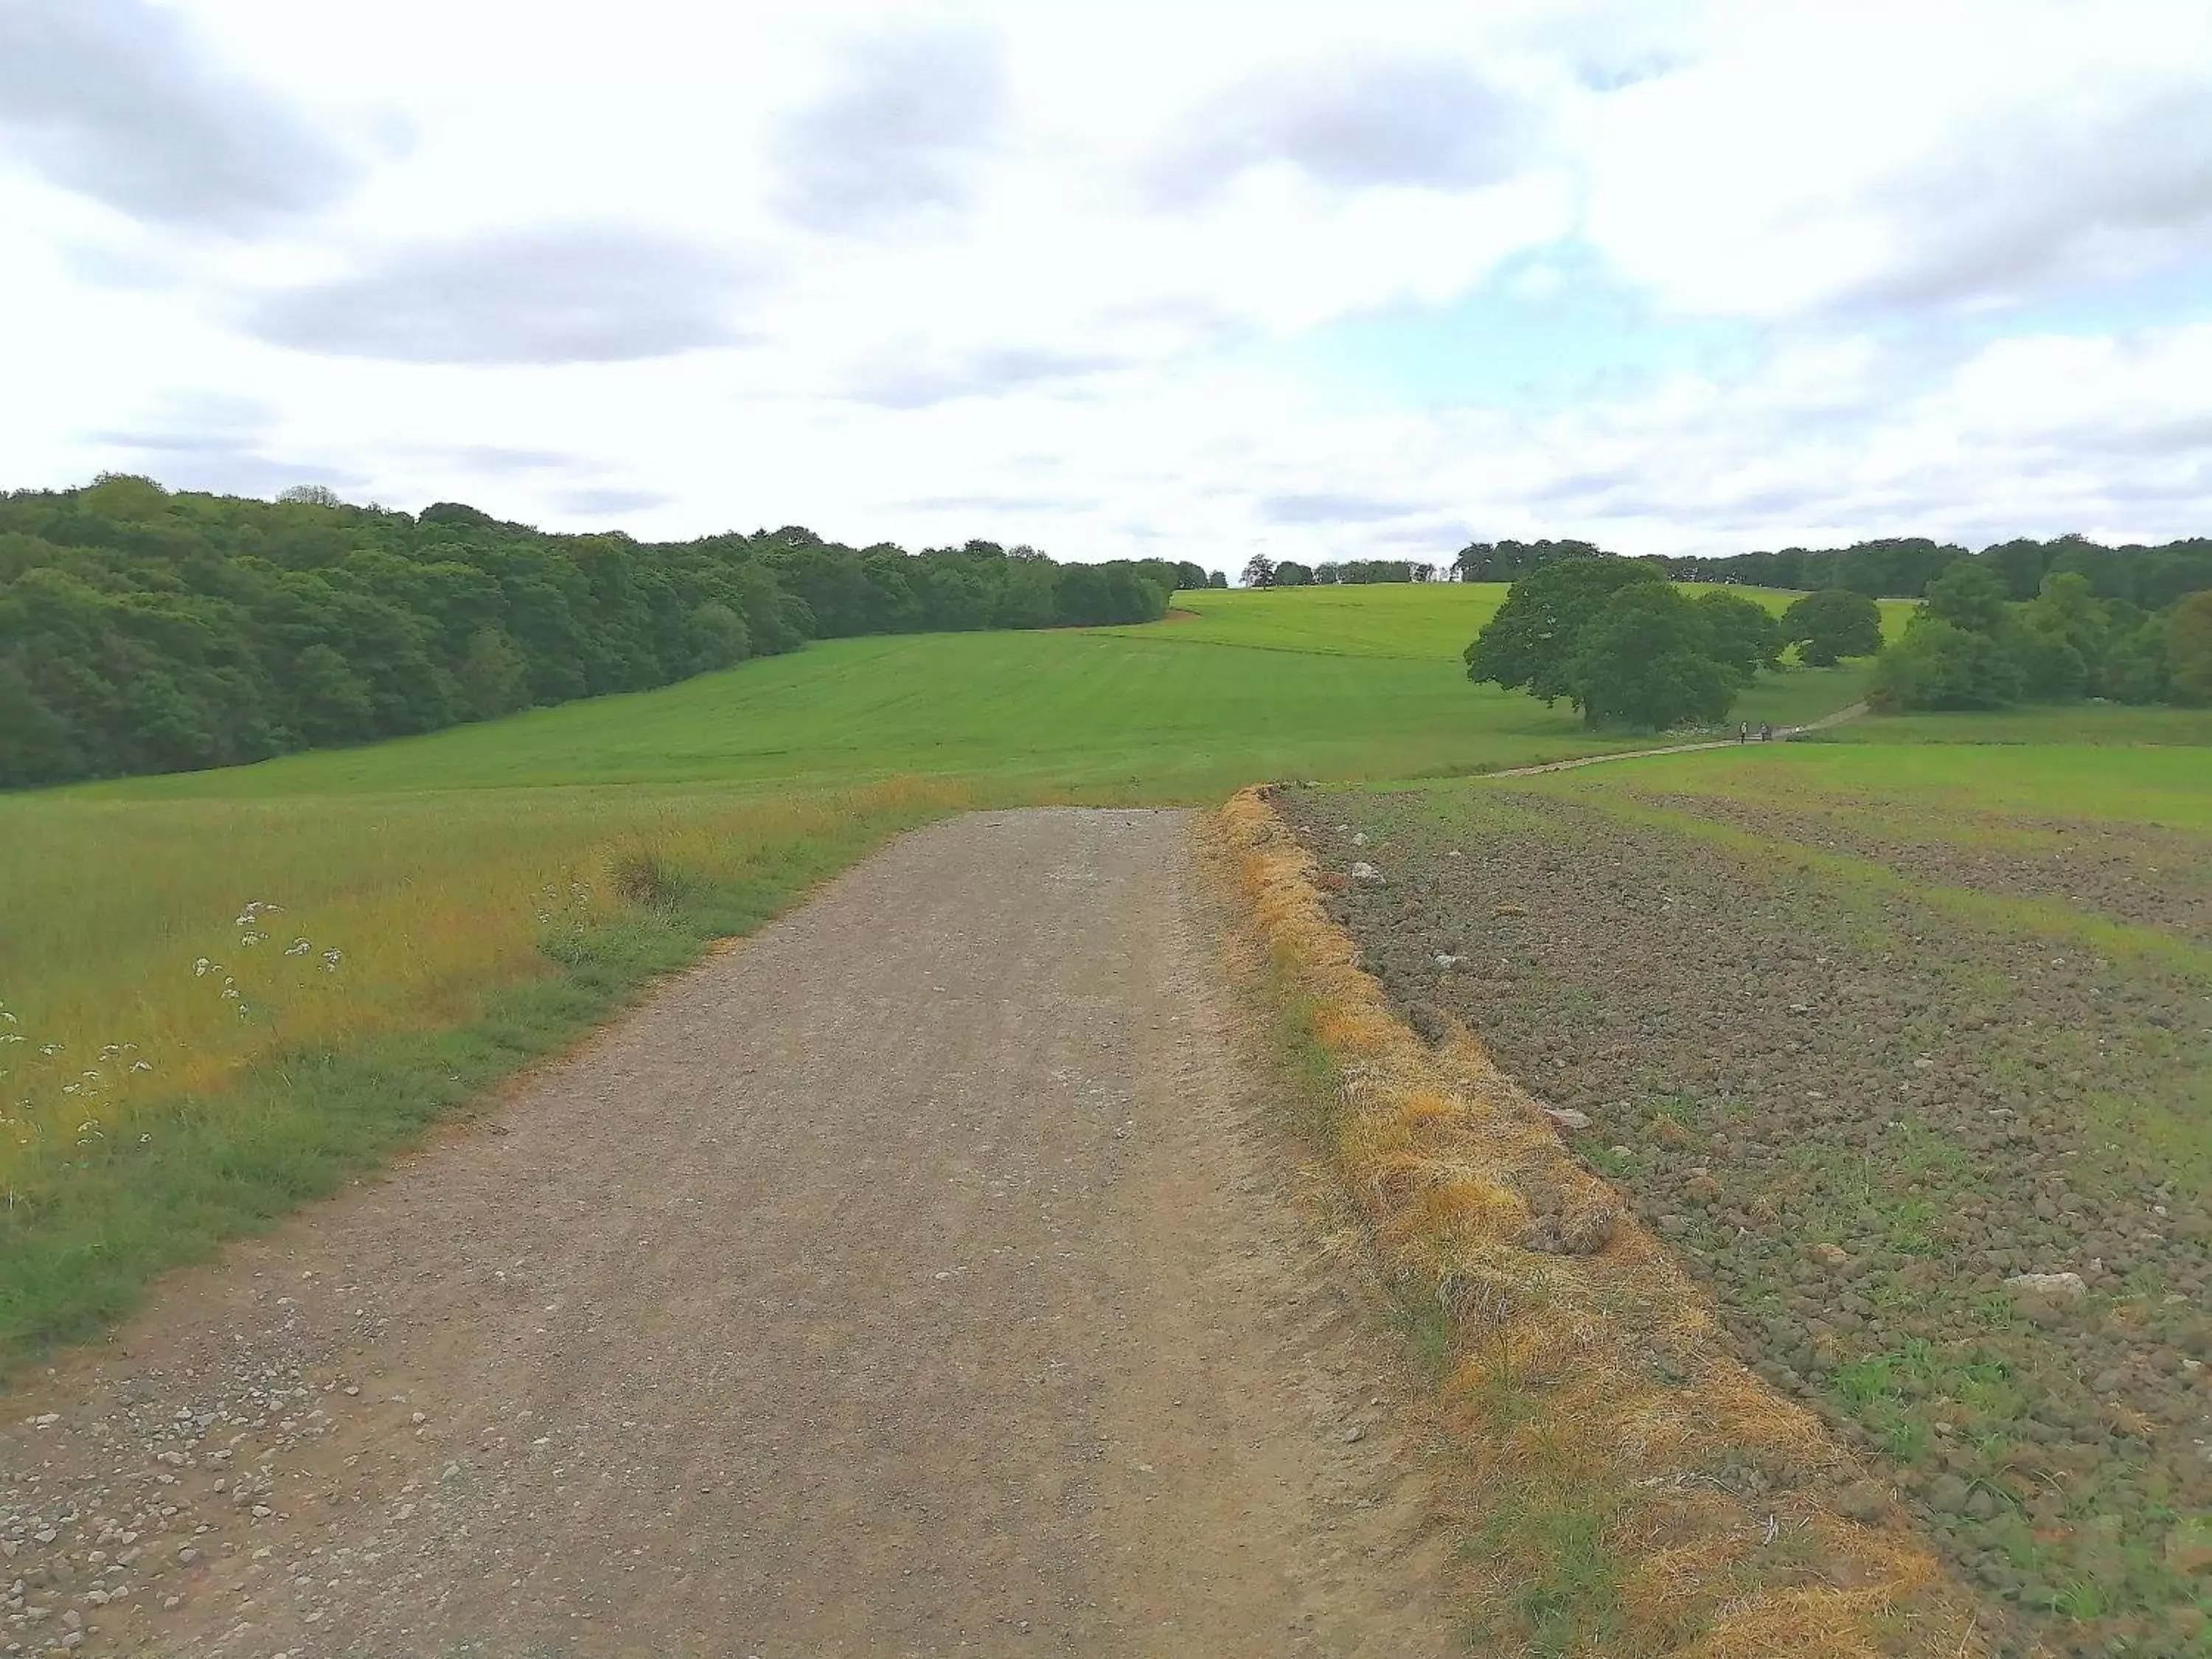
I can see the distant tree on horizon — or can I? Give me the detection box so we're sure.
[1780,588,1882,666]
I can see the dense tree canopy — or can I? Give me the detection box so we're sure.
[0,479,1196,789]
[1658,532,2212,605]
[1462,557,1670,706]
[1870,568,2202,712]
[1691,590,1784,685]
[1571,584,1737,731]
[2171,592,2212,706]
[1450,539,1607,582]
[1453,531,2212,605]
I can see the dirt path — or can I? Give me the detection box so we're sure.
[1483,699,1868,778]
[1,810,1462,1658]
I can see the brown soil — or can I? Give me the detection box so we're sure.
[1287,785,2212,1659]
[0,810,1464,1658]
[1638,790,2212,948]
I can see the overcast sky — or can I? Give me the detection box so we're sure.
[4,0,2211,563]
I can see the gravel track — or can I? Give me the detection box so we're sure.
[1,810,1463,1658]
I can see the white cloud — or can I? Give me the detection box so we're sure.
[0,0,364,232]
[2,0,2210,563]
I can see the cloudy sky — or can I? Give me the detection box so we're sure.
[4,0,2211,564]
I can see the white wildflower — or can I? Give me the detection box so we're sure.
[193,958,212,978]
[285,939,312,957]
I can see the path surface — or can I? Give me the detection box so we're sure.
[1,810,1461,1658]
[1482,700,1868,778]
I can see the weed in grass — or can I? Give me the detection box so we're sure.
[608,844,693,912]
[1266,981,1348,1153]
[1388,1288,1458,1382]
[1471,1486,1628,1658]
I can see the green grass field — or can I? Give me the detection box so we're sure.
[0,578,2090,1371]
[82,582,1879,802]
[1815,703,2212,749]
[1126,580,1911,661]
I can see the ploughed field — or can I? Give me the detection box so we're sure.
[1286,738,2212,1658]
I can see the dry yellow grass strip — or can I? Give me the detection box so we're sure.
[1210,785,1996,1658]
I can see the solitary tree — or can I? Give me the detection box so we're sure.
[1464,557,1666,704]
[1570,583,1736,730]
[1240,553,1277,588]
[1780,588,1882,665]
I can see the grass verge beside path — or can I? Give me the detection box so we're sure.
[0,781,964,1377]
[1211,787,1984,1658]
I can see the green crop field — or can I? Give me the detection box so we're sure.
[1813,703,2212,751]
[0,578,1961,1369]
[1121,580,1912,663]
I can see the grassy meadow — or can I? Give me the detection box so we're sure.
[0,577,1985,1367]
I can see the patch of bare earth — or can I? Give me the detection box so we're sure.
[0,810,1464,1658]
[1288,785,2212,1659]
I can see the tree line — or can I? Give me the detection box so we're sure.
[1239,554,1439,588]
[1464,553,2211,728]
[1450,532,2212,608]
[1873,564,2212,711]
[0,476,1211,789]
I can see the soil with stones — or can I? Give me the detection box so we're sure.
[1,809,1467,1659]
[1287,782,2212,1659]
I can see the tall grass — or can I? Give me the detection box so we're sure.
[0,779,964,1366]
